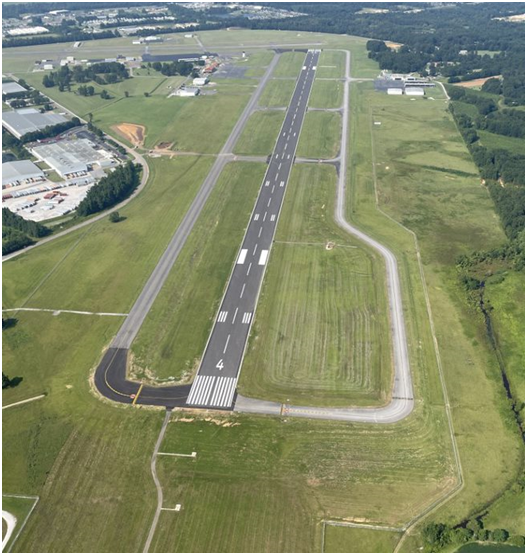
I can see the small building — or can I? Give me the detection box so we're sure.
[176,87,200,97]
[193,77,209,86]
[387,87,403,95]
[405,87,425,96]
[2,160,45,188]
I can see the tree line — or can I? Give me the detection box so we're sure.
[76,162,140,216]
[149,60,195,77]
[2,208,50,255]
[15,117,81,144]
[43,62,129,92]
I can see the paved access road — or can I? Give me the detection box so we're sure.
[187,50,321,409]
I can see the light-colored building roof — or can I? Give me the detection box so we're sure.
[2,82,27,95]
[405,87,425,95]
[31,139,107,177]
[2,160,44,186]
[2,109,67,139]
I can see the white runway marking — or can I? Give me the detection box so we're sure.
[258,250,269,266]
[237,249,248,264]
[272,185,275,193]
[209,377,237,408]
[240,283,246,298]
[263,212,267,221]
[267,198,272,207]
[253,243,258,255]
[217,311,228,323]
[265,180,270,187]
[303,66,307,70]
[187,375,216,405]
[254,213,259,221]
[294,132,297,137]
[275,172,279,180]
[270,214,276,222]
[232,307,239,323]
[258,227,263,238]
[246,262,252,276]
[223,334,230,354]
[287,154,291,159]
[278,163,282,169]
[242,312,252,324]
[280,181,285,187]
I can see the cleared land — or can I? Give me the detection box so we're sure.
[315,50,346,79]
[258,78,296,107]
[130,162,265,382]
[272,51,306,78]
[309,78,344,109]
[324,526,402,553]
[478,130,525,156]
[297,111,341,159]
[233,110,285,156]
[239,164,391,406]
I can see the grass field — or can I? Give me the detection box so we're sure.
[477,130,525,156]
[344,81,522,551]
[258,78,296,107]
[239,164,391,406]
[272,51,306,78]
[324,526,402,553]
[3,157,212,314]
[149,410,454,552]
[1,496,38,552]
[316,50,346,79]
[233,110,285,156]
[131,162,265,382]
[297,111,341,159]
[309,78,344,109]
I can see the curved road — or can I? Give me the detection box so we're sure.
[92,49,413,422]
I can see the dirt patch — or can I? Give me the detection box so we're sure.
[454,75,501,88]
[178,417,195,423]
[326,241,336,251]
[386,41,403,51]
[112,123,146,147]
[156,142,173,150]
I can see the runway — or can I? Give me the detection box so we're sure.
[187,49,321,409]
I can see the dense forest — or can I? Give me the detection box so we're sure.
[2,208,50,255]
[76,162,140,216]
[43,63,129,91]
[149,61,195,77]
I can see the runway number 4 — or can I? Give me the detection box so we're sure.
[216,359,224,371]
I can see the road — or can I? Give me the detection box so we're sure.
[187,50,321,409]
[234,49,414,423]
[94,52,281,407]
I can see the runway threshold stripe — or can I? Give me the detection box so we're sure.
[186,376,203,404]
[237,249,248,264]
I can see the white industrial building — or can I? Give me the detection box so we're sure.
[405,87,425,96]
[2,82,27,97]
[387,87,403,95]
[2,109,67,139]
[175,87,200,97]
[2,160,45,188]
[193,77,209,86]
[31,139,115,178]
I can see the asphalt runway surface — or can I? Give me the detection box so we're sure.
[187,50,321,409]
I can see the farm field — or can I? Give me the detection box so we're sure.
[130,162,265,382]
[324,526,402,553]
[233,110,285,156]
[239,164,391,406]
[258,78,296,107]
[296,111,341,159]
[315,49,346,79]
[344,80,522,550]
[2,157,212,314]
[309,78,344,109]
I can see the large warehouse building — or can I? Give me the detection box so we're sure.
[30,139,115,178]
[2,81,28,99]
[2,160,45,188]
[2,108,67,139]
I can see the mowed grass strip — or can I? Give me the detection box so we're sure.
[258,78,296,107]
[270,51,306,78]
[309,78,344,109]
[1,496,38,552]
[131,162,265,382]
[315,50,346,79]
[2,157,213,313]
[233,110,285,156]
[297,111,341,159]
[324,526,402,553]
[240,164,391,406]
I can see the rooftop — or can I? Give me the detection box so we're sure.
[2,160,44,186]
[2,82,27,95]
[2,109,67,138]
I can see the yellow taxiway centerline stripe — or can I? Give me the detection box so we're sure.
[132,383,144,405]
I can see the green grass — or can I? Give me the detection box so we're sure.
[457,543,523,553]
[240,164,391,406]
[324,526,402,553]
[2,157,212,314]
[258,78,295,107]
[316,50,346,79]
[149,410,454,551]
[130,162,265,382]
[297,111,341,159]
[344,82,522,551]
[1,496,38,552]
[233,110,284,156]
[478,130,525,156]
[272,51,306,78]
[233,50,275,67]
[309,78,344,109]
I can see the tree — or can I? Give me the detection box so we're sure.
[100,89,110,100]
[109,211,121,223]
[2,373,11,389]
[124,91,129,97]
[88,112,93,123]
[144,92,150,97]
[490,529,509,543]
